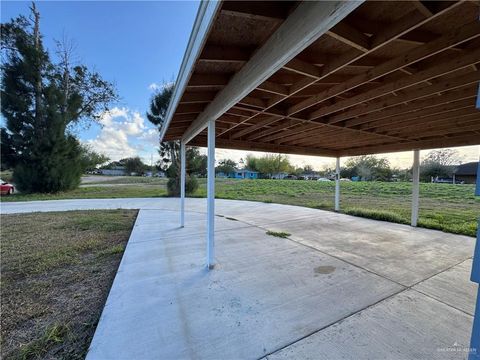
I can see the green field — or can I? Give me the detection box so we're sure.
[2,177,478,237]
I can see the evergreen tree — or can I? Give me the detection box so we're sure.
[1,4,117,193]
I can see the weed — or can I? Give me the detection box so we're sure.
[97,244,125,257]
[19,323,70,360]
[266,230,291,238]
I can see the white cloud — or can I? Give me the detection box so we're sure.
[85,107,159,161]
[148,83,160,91]
[148,81,174,92]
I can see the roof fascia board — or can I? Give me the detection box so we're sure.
[159,0,222,142]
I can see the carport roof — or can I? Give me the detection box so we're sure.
[160,0,480,157]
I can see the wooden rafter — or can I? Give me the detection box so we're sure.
[163,1,480,157]
[328,71,480,126]
[327,21,370,52]
[308,47,480,121]
[217,1,461,138]
[287,21,480,116]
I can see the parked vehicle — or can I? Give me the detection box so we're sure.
[283,175,297,180]
[0,179,14,195]
[317,177,331,182]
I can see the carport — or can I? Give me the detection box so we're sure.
[55,1,480,358]
[157,0,480,357]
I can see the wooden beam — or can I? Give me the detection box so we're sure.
[283,58,322,78]
[182,1,362,143]
[412,1,434,17]
[298,52,390,68]
[217,114,252,125]
[275,124,327,144]
[180,92,216,104]
[308,1,464,103]
[327,71,480,125]
[172,113,198,122]
[231,116,282,139]
[293,131,388,148]
[309,47,480,121]
[220,1,290,22]
[368,5,436,49]
[187,74,229,87]
[288,21,480,116]
[393,118,480,140]
[359,97,477,131]
[199,45,252,63]
[385,109,480,136]
[261,123,322,143]
[316,5,452,83]
[327,21,370,52]
[228,106,258,117]
[339,134,480,156]
[259,1,464,138]
[189,137,339,158]
[237,96,267,109]
[176,103,205,114]
[257,81,289,96]
[348,10,466,49]
[246,119,299,141]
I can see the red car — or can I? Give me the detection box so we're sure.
[0,179,14,195]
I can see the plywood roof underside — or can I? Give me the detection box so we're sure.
[163,0,480,157]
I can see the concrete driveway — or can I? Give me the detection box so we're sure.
[1,198,476,359]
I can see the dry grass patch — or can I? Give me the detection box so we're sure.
[1,210,137,360]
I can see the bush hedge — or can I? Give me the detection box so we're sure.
[167,176,198,196]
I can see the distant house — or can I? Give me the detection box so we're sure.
[454,161,478,184]
[144,171,165,178]
[216,168,258,179]
[100,166,126,176]
[271,172,289,180]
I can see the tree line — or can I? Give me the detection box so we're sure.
[147,84,466,186]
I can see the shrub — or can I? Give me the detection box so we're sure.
[167,176,198,196]
[13,136,83,193]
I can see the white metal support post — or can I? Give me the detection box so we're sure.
[180,141,186,227]
[467,87,480,360]
[335,157,341,211]
[411,149,420,227]
[206,119,215,269]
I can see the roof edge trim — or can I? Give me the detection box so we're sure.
[159,0,222,143]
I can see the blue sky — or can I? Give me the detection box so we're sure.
[1,1,478,169]
[1,0,198,164]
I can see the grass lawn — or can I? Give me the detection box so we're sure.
[1,177,478,236]
[1,210,137,360]
[207,179,479,237]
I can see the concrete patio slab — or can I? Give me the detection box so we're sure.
[2,198,475,359]
[413,259,477,315]
[268,290,473,360]
[264,215,475,286]
[87,209,404,360]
